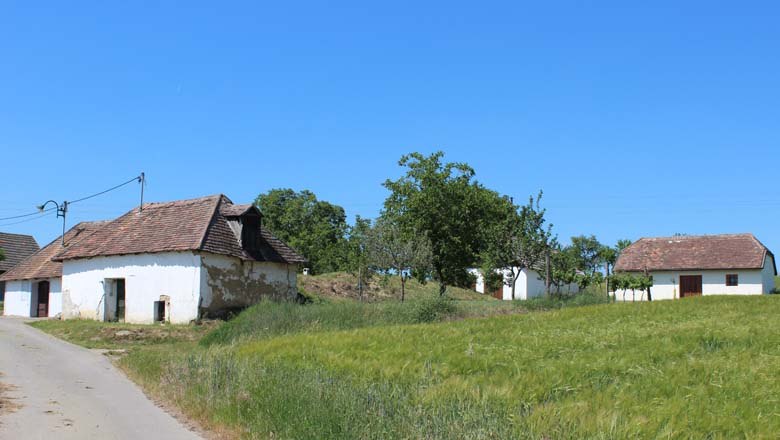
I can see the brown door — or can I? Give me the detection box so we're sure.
[492,284,503,300]
[679,275,702,298]
[37,281,50,317]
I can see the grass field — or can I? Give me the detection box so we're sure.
[31,294,780,439]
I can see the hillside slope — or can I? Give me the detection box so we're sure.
[297,272,490,302]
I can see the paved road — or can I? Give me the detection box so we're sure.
[0,316,202,440]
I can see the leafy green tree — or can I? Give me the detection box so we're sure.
[383,151,505,296]
[601,239,632,297]
[365,216,432,302]
[481,191,553,300]
[255,188,349,273]
[569,235,604,276]
[547,244,579,295]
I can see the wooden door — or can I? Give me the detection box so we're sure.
[492,284,503,300]
[679,275,702,298]
[37,281,50,317]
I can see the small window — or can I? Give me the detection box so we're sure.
[726,274,739,286]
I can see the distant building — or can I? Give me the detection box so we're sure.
[470,267,579,300]
[0,232,40,302]
[613,234,776,301]
[1,195,306,323]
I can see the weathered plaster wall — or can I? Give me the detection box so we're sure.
[613,268,769,301]
[2,278,61,317]
[199,252,297,316]
[61,252,202,324]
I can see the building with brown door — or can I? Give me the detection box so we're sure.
[612,233,776,301]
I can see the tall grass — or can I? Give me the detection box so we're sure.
[120,295,780,439]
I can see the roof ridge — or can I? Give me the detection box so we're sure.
[639,233,755,241]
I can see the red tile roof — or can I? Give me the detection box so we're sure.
[53,195,305,264]
[0,222,106,281]
[0,232,39,272]
[614,233,775,273]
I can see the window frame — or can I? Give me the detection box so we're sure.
[725,273,739,287]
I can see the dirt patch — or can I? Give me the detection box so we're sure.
[0,379,20,418]
[298,274,396,302]
[94,323,216,345]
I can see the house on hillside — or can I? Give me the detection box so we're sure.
[1,195,306,323]
[1,223,105,317]
[613,233,776,301]
[470,267,579,300]
[0,232,40,302]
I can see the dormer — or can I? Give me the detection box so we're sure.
[222,204,263,253]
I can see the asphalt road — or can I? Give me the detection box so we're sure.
[0,316,202,440]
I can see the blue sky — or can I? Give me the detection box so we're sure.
[1,1,779,252]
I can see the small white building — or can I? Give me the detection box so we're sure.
[612,233,776,301]
[0,222,104,318]
[1,195,306,323]
[470,267,578,300]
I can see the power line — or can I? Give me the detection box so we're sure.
[68,175,142,205]
[0,174,143,222]
[0,210,55,228]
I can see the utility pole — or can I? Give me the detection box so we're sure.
[139,172,145,212]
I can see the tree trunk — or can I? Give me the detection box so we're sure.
[646,287,652,302]
[436,267,446,296]
[605,263,611,298]
[545,251,551,297]
[511,268,521,300]
[401,275,406,302]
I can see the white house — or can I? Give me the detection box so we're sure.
[0,232,40,302]
[0,222,104,318]
[612,233,776,301]
[2,195,306,323]
[470,267,579,300]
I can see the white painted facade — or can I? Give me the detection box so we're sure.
[613,254,776,301]
[2,277,62,318]
[60,251,298,324]
[470,267,578,300]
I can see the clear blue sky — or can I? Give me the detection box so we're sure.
[1,1,779,253]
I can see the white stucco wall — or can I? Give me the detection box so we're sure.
[613,267,771,302]
[199,252,298,314]
[2,278,62,318]
[470,268,576,301]
[61,252,202,324]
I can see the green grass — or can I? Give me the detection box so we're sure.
[0,300,3,315]
[30,319,213,349]
[32,294,780,439]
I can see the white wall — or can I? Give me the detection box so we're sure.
[61,252,202,324]
[2,278,61,318]
[469,267,576,301]
[613,268,770,302]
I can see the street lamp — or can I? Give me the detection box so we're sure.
[38,200,68,246]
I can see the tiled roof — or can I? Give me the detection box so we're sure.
[0,222,105,281]
[614,233,775,273]
[54,194,306,264]
[0,232,39,272]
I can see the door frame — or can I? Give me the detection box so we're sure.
[36,280,50,317]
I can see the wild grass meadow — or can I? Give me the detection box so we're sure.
[33,293,780,439]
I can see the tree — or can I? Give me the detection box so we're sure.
[383,151,503,296]
[255,189,349,273]
[601,239,632,297]
[365,216,432,302]
[569,235,604,276]
[345,216,373,300]
[546,244,578,295]
[482,191,553,300]
[0,247,4,262]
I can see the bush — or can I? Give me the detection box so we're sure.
[411,297,458,323]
